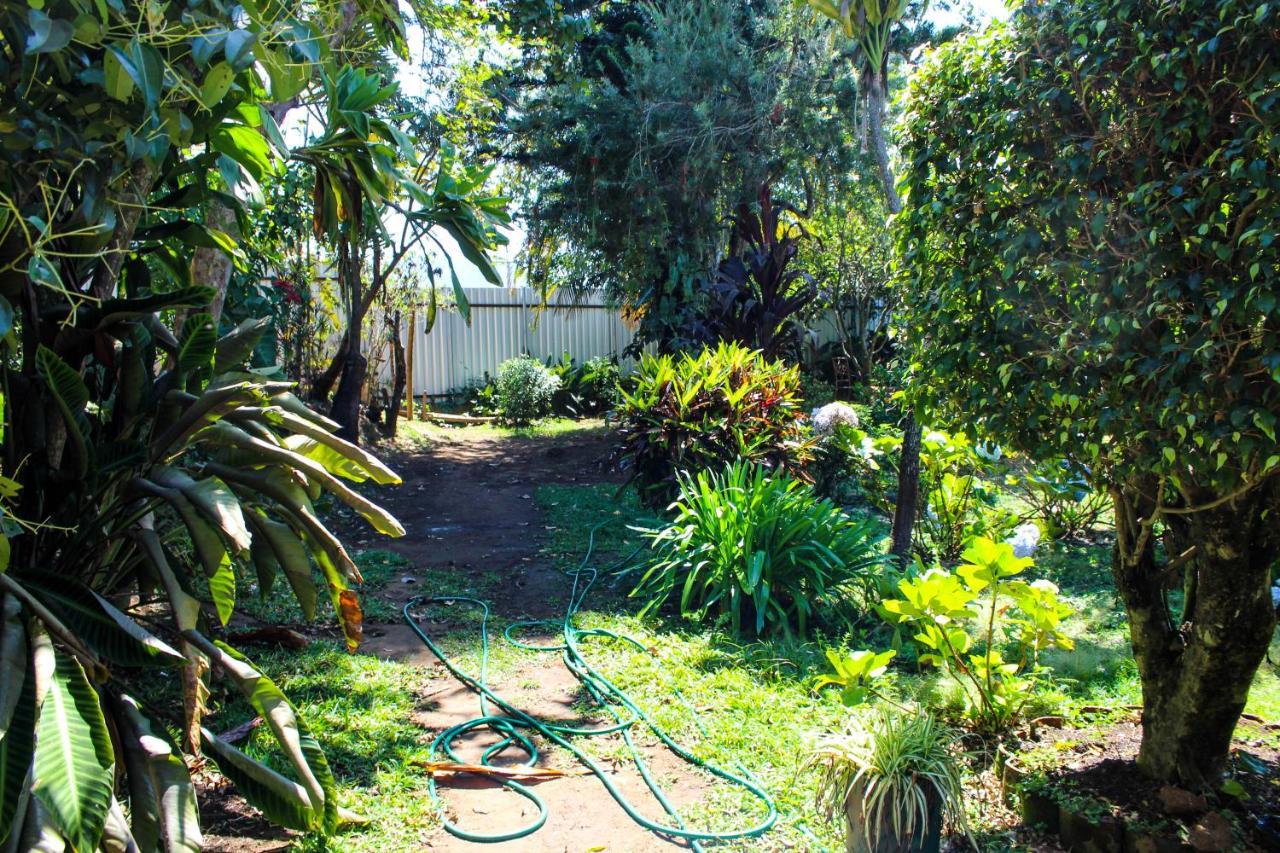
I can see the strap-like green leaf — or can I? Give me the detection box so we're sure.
[196,421,404,536]
[199,730,316,831]
[0,597,34,847]
[115,694,202,853]
[151,468,252,553]
[244,513,317,620]
[34,346,90,473]
[31,646,114,853]
[20,580,184,669]
[207,553,236,627]
[178,313,217,377]
[266,408,400,485]
[191,636,336,833]
[213,318,271,374]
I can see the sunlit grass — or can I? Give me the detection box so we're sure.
[398,416,607,444]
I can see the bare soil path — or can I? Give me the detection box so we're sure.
[207,424,710,853]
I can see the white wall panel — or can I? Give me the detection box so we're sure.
[383,288,644,396]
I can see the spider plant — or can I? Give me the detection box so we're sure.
[804,709,968,853]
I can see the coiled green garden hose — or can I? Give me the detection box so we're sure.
[402,523,779,848]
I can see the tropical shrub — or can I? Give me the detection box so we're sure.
[827,538,1074,734]
[614,342,814,507]
[811,422,879,504]
[0,310,405,849]
[547,353,621,417]
[899,0,1280,783]
[804,709,967,853]
[495,355,560,425]
[694,183,817,360]
[1013,460,1111,541]
[914,431,1016,564]
[0,0,436,844]
[629,461,887,638]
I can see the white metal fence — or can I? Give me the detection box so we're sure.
[391,287,642,397]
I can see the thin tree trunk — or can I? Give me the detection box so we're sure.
[385,310,406,438]
[190,203,239,324]
[1112,477,1279,788]
[330,234,365,443]
[311,332,347,401]
[889,415,921,564]
[864,70,902,216]
[864,65,919,562]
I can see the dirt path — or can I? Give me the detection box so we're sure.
[357,426,710,852]
[208,425,711,853]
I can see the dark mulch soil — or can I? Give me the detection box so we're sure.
[1009,709,1280,850]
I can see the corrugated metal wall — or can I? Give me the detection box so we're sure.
[395,287,642,396]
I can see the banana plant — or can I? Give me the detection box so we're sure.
[0,295,404,851]
[807,0,912,72]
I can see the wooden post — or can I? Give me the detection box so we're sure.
[405,311,416,420]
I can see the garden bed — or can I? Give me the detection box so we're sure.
[1000,709,1280,851]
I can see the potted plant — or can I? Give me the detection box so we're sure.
[804,709,969,853]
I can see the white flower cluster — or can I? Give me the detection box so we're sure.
[1008,522,1042,558]
[811,402,860,436]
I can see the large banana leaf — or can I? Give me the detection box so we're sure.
[189,636,337,833]
[31,640,115,853]
[115,695,202,853]
[20,581,185,669]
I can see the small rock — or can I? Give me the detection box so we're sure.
[400,576,417,584]
[1159,785,1208,816]
[1188,812,1233,852]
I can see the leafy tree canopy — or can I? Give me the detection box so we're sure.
[897,0,1280,787]
[899,0,1280,496]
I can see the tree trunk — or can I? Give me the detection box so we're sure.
[311,332,347,401]
[889,414,921,564]
[385,311,406,438]
[329,232,365,443]
[863,70,902,216]
[330,334,365,444]
[1112,477,1280,788]
[190,203,239,324]
[865,65,920,561]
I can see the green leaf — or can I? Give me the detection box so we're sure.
[208,553,236,627]
[198,422,404,536]
[209,125,274,183]
[200,62,236,110]
[102,47,135,99]
[21,580,184,669]
[151,468,252,554]
[178,313,217,376]
[115,695,202,853]
[214,318,270,374]
[115,39,163,110]
[268,410,399,484]
[223,29,256,70]
[0,597,34,846]
[192,638,336,832]
[34,346,89,475]
[200,731,318,831]
[25,10,73,54]
[32,646,115,853]
[246,514,317,620]
[0,296,13,339]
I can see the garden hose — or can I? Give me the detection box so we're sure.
[402,522,779,848]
